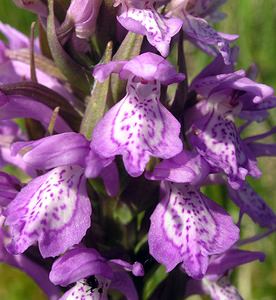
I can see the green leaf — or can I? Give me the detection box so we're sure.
[80,41,113,139]
[47,0,92,95]
[111,32,144,103]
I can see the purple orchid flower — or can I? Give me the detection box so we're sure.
[4,133,119,258]
[185,56,275,188]
[61,0,102,40]
[168,0,238,64]
[148,181,239,279]
[185,249,265,300]
[187,97,261,189]
[91,52,184,177]
[115,0,183,57]
[49,246,143,300]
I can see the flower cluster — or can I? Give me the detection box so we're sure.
[0,0,275,299]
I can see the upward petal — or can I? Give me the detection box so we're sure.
[5,166,91,257]
[12,133,90,170]
[148,182,239,279]
[92,77,182,177]
[182,15,238,64]
[117,3,182,57]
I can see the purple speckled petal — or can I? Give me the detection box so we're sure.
[50,247,113,286]
[12,133,90,170]
[189,106,260,188]
[228,182,276,229]
[182,15,238,64]
[59,279,109,300]
[145,150,210,185]
[201,276,242,300]
[117,2,182,56]
[5,165,91,258]
[148,182,239,279]
[92,77,182,177]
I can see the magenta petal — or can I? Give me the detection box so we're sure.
[228,182,276,229]
[5,166,91,258]
[99,161,120,197]
[93,61,127,83]
[202,276,242,300]
[207,249,265,281]
[146,150,210,185]
[119,53,185,84]
[0,95,72,133]
[109,269,139,300]
[248,143,276,157]
[92,78,182,177]
[50,247,113,286]
[117,4,182,57]
[182,15,238,64]
[0,21,39,51]
[189,107,259,188]
[12,133,89,170]
[148,182,239,279]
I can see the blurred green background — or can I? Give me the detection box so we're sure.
[0,0,276,299]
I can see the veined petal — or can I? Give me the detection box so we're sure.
[50,247,113,286]
[228,182,276,229]
[148,182,239,279]
[12,133,90,170]
[117,4,182,57]
[202,276,242,300]
[189,108,259,188]
[92,77,182,177]
[5,165,91,257]
[182,15,238,64]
